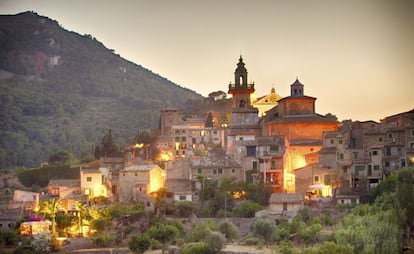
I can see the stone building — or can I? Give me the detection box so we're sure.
[227,56,261,149]
[119,164,165,207]
[318,109,414,192]
[252,87,283,117]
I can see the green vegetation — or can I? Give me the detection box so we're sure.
[0,11,203,169]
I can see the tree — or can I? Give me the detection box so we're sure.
[38,198,61,236]
[129,234,151,254]
[95,129,120,158]
[147,224,178,254]
[48,150,74,165]
[252,216,276,243]
[218,220,240,242]
[233,201,262,218]
[174,201,196,217]
[205,112,214,127]
[204,230,226,253]
[396,166,414,245]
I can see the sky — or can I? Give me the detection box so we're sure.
[1,0,413,122]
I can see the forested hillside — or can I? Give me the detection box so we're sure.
[0,11,203,169]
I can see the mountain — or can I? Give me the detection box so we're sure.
[0,11,203,169]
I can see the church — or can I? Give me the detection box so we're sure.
[226,56,339,193]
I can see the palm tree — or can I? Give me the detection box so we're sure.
[73,201,88,237]
[38,198,61,236]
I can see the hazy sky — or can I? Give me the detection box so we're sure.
[1,0,413,122]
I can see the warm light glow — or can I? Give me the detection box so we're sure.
[410,157,414,163]
[291,153,306,170]
[156,151,173,162]
[175,142,180,150]
[232,191,246,199]
[284,172,295,193]
[135,143,144,148]
[148,168,165,194]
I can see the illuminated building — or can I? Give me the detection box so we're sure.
[263,78,340,192]
[252,87,282,117]
[119,164,165,208]
[80,167,108,199]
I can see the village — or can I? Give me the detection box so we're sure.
[1,56,413,253]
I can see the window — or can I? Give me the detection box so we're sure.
[246,146,256,156]
[213,131,217,134]
[252,161,258,170]
[134,172,137,176]
[339,139,343,144]
[330,139,334,144]
[181,137,186,142]
[379,137,383,142]
[271,160,276,167]
[314,175,319,182]
[270,145,279,152]
[385,147,391,156]
[213,169,217,174]
[232,169,236,174]
[192,138,196,144]
[179,196,186,201]
[197,168,202,174]
[86,177,92,182]
[239,137,244,141]
[411,129,414,136]
[385,161,390,167]
[147,201,151,207]
[388,133,393,138]
[353,152,358,159]
[175,137,180,142]
[373,165,380,170]
[218,168,223,174]
[372,150,378,156]
[175,130,180,135]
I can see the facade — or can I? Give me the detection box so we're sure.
[190,155,244,183]
[252,87,283,117]
[317,109,414,193]
[263,78,339,192]
[119,164,165,206]
[227,56,261,149]
[80,167,108,199]
[269,193,304,218]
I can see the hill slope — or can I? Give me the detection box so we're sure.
[0,11,202,169]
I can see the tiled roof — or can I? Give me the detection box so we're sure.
[269,193,303,203]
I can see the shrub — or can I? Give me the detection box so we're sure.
[129,234,150,254]
[90,218,106,232]
[0,230,19,247]
[233,201,262,218]
[181,242,212,254]
[174,201,196,217]
[252,216,276,243]
[278,241,297,254]
[91,233,114,247]
[218,220,239,242]
[204,230,226,253]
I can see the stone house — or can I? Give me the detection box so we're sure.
[269,193,304,218]
[119,164,165,209]
[80,167,108,199]
[190,155,243,183]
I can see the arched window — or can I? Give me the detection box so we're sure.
[239,75,244,84]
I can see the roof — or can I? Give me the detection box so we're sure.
[48,179,80,187]
[122,164,160,172]
[265,113,338,124]
[190,156,241,169]
[269,193,303,203]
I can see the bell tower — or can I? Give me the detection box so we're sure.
[226,56,260,149]
[228,56,255,109]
